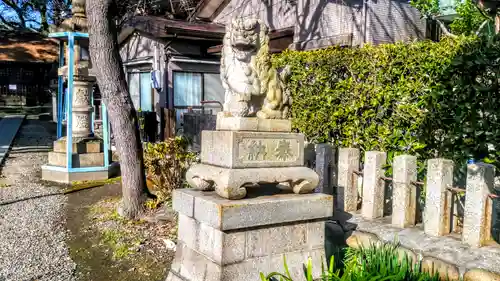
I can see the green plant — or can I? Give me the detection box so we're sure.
[273,35,500,185]
[143,136,197,202]
[260,242,444,281]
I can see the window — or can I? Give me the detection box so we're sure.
[127,71,153,112]
[172,71,224,127]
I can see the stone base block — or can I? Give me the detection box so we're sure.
[166,189,332,281]
[41,162,120,184]
[186,163,319,200]
[172,189,334,230]
[216,112,292,132]
[201,130,305,168]
[53,137,103,154]
[48,151,106,167]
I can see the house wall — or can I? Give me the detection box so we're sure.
[119,32,224,140]
[213,0,295,31]
[365,0,426,44]
[211,0,425,50]
[293,0,426,48]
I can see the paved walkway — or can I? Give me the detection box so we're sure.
[0,115,25,166]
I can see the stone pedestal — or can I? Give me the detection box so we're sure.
[186,114,319,199]
[166,189,333,281]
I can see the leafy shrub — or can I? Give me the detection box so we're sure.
[260,242,443,281]
[143,137,197,201]
[273,35,500,180]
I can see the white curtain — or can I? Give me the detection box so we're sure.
[140,72,152,111]
[173,72,202,107]
[128,72,140,110]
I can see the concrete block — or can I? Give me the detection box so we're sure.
[306,221,325,250]
[177,214,246,265]
[245,222,309,258]
[222,248,325,281]
[185,189,333,230]
[216,112,292,132]
[392,155,417,228]
[53,138,103,153]
[41,163,118,184]
[361,151,386,220]
[424,159,454,237]
[337,148,360,211]
[173,189,196,217]
[462,163,495,247]
[178,214,198,247]
[47,151,105,167]
[170,241,222,281]
[200,130,304,168]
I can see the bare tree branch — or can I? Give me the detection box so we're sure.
[436,19,458,38]
[476,19,490,35]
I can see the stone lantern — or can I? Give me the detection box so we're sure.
[41,0,116,183]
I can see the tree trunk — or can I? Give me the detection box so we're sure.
[86,0,147,219]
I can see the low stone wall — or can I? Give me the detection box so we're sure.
[346,215,500,281]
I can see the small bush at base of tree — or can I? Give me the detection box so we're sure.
[143,136,197,203]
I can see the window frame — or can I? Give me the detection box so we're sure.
[171,70,223,110]
[126,67,153,112]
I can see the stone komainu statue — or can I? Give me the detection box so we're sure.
[220,18,291,119]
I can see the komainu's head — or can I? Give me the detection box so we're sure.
[228,18,267,61]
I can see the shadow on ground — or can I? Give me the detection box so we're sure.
[65,183,174,281]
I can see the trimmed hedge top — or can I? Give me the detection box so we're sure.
[273,36,500,175]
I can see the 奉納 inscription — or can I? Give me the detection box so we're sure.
[239,138,297,163]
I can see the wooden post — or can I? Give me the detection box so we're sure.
[163,108,176,139]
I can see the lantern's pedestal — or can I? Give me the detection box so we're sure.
[41,137,119,183]
[166,189,333,281]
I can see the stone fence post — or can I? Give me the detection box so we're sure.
[423,159,454,237]
[392,155,417,228]
[361,151,386,220]
[337,148,360,212]
[462,163,495,247]
[315,143,336,196]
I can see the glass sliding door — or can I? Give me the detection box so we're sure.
[128,72,140,110]
[173,72,202,130]
[140,72,152,111]
[203,73,224,114]
[127,71,153,112]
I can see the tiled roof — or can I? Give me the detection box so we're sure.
[0,31,58,63]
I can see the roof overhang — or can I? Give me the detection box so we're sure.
[207,27,294,54]
[119,16,225,45]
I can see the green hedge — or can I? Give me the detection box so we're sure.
[273,36,500,176]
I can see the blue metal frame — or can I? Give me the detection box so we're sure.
[49,31,89,39]
[57,42,64,138]
[66,32,75,169]
[49,31,112,174]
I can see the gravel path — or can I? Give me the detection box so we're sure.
[0,119,76,281]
